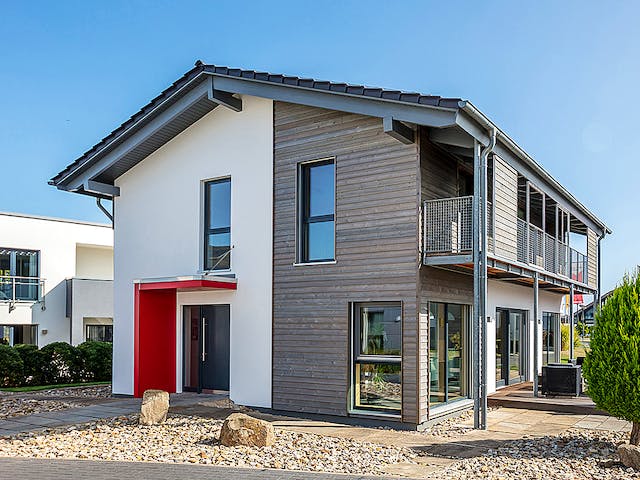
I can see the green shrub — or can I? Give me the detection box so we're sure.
[41,342,81,384]
[0,344,24,387]
[583,273,640,445]
[77,341,112,381]
[560,324,581,351]
[13,344,45,385]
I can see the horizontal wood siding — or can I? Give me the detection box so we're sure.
[587,228,598,288]
[420,130,459,201]
[493,156,518,261]
[273,102,420,423]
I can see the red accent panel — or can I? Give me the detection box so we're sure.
[138,280,237,291]
[133,286,176,397]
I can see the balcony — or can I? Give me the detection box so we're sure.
[423,197,589,284]
[0,276,44,303]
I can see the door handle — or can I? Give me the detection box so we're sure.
[201,317,206,362]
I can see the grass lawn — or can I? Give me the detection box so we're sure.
[561,339,588,363]
[0,381,110,393]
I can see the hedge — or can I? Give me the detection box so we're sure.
[0,341,112,387]
[0,344,24,387]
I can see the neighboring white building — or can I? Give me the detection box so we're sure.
[0,212,113,347]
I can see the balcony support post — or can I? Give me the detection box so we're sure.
[541,193,546,268]
[533,272,540,397]
[555,205,559,274]
[569,283,575,362]
[526,182,531,264]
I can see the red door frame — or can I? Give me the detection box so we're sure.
[133,279,237,397]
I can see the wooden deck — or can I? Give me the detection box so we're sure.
[488,382,607,415]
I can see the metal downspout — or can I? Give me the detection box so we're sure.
[474,127,496,430]
[597,234,604,309]
[96,197,113,224]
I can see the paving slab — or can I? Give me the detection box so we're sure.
[0,457,393,480]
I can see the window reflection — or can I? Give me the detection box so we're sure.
[428,302,469,406]
[353,303,402,414]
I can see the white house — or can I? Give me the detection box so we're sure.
[50,63,609,428]
[0,212,114,346]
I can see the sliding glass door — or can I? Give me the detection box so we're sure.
[496,308,527,387]
[542,312,560,365]
[429,302,469,406]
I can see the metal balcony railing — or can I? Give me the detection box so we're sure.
[423,196,473,254]
[0,276,44,303]
[422,197,589,284]
[516,219,587,283]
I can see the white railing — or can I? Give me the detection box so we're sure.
[0,276,44,303]
[423,196,473,254]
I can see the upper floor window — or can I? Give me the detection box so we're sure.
[204,178,231,270]
[298,159,335,263]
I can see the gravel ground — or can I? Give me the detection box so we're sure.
[0,385,112,419]
[426,429,639,480]
[0,414,416,475]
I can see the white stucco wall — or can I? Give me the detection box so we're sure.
[112,95,273,408]
[69,278,113,345]
[76,245,114,280]
[0,213,113,346]
[486,280,563,394]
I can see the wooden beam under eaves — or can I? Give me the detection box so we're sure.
[383,117,415,144]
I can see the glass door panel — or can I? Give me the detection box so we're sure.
[496,308,527,387]
[429,302,468,406]
[447,304,463,401]
[542,312,559,365]
[509,312,523,383]
[495,310,506,386]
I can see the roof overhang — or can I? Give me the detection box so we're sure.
[134,275,237,291]
[49,62,610,236]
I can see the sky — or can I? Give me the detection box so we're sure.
[0,0,638,291]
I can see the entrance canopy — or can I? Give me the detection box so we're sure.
[134,275,237,291]
[133,274,237,397]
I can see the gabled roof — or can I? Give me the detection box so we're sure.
[49,61,611,235]
[50,61,463,187]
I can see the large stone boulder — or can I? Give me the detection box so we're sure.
[219,412,275,447]
[139,389,169,426]
[618,444,640,470]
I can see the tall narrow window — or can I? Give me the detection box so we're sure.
[204,178,231,270]
[299,159,335,263]
[352,302,402,415]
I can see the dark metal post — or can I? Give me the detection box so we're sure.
[533,272,540,397]
[569,283,575,362]
[472,139,482,429]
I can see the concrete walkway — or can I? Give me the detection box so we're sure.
[0,393,225,437]
[0,457,388,480]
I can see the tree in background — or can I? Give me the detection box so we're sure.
[583,273,640,445]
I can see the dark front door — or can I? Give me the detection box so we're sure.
[496,308,527,387]
[183,305,230,393]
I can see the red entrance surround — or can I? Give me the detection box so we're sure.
[133,276,237,397]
